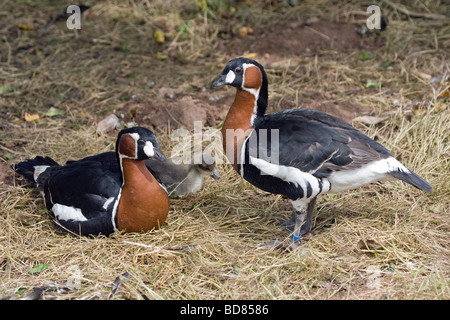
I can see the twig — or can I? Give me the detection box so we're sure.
[384,0,447,20]
[122,240,195,252]
[303,26,331,41]
[0,144,26,155]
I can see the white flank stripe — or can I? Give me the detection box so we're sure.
[52,203,87,222]
[249,156,328,197]
[327,156,409,192]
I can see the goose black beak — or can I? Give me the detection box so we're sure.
[212,74,226,87]
[153,148,166,161]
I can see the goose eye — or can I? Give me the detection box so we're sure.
[235,67,243,74]
[137,139,146,146]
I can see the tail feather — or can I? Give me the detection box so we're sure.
[387,169,432,193]
[14,156,60,186]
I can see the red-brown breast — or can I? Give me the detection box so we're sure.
[117,159,169,233]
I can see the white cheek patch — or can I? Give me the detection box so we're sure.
[143,141,154,157]
[225,70,236,84]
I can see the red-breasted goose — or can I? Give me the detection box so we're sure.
[14,127,169,236]
[213,57,431,246]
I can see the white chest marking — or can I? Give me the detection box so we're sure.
[52,204,88,222]
[239,133,252,177]
[242,64,261,126]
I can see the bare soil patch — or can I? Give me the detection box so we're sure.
[119,19,379,129]
[223,20,381,61]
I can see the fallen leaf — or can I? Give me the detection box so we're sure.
[434,102,448,112]
[154,29,165,44]
[238,26,254,36]
[18,24,34,31]
[0,85,14,95]
[28,264,50,275]
[243,52,257,59]
[2,153,15,161]
[44,107,63,117]
[415,108,427,116]
[353,115,388,125]
[155,52,168,60]
[195,0,207,13]
[24,112,40,122]
[365,80,379,88]
[358,51,372,61]
[438,85,450,99]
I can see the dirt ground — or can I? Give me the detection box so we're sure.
[121,19,379,130]
[0,0,449,300]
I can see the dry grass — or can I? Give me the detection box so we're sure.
[0,0,449,300]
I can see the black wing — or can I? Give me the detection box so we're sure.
[44,159,122,218]
[249,109,392,178]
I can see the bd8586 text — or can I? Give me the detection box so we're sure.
[224,304,269,315]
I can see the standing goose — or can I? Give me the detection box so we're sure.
[14,127,169,236]
[213,57,431,246]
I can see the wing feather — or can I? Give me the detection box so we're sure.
[249,109,391,178]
